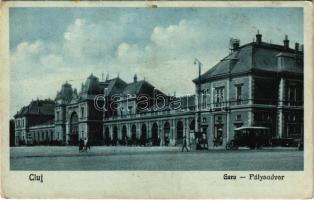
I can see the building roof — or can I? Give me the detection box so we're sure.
[55,82,73,102]
[194,40,303,83]
[100,76,163,97]
[37,119,54,126]
[55,74,166,103]
[104,77,127,96]
[82,73,102,95]
[15,99,55,118]
[122,81,145,95]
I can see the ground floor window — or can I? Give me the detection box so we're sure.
[286,123,302,139]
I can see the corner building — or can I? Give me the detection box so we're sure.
[193,32,303,147]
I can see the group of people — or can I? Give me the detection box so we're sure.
[79,138,90,152]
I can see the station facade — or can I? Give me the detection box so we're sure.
[13,32,304,147]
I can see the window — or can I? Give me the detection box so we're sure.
[201,90,208,109]
[278,57,284,69]
[235,85,242,105]
[81,107,84,118]
[266,113,271,120]
[287,86,297,106]
[56,111,60,121]
[214,87,224,107]
[236,114,242,121]
[128,106,133,114]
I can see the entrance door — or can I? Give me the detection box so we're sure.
[112,126,118,145]
[140,124,147,146]
[152,123,159,146]
[104,127,110,145]
[214,125,223,146]
[176,121,184,144]
[122,125,127,145]
[69,112,79,145]
[131,125,137,145]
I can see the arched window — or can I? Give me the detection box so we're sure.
[152,123,159,146]
[176,121,184,144]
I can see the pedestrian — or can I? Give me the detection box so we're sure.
[86,138,91,151]
[213,137,217,147]
[79,138,84,152]
[181,136,189,152]
[84,138,88,152]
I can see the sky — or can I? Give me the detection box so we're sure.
[9,7,303,117]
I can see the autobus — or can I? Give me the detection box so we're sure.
[226,126,271,150]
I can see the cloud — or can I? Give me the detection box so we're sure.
[110,19,226,95]
[62,18,126,63]
[8,17,252,116]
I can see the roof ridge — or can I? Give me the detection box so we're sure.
[136,80,145,94]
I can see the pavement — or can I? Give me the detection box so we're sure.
[10,146,182,158]
[10,146,303,171]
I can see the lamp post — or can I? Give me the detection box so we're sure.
[194,58,203,148]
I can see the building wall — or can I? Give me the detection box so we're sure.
[55,105,67,142]
[14,116,30,145]
[28,125,55,144]
[104,111,195,146]
[61,99,103,145]
[198,75,253,146]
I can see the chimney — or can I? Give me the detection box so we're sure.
[295,42,299,52]
[133,74,137,83]
[256,30,262,44]
[283,35,289,49]
[230,38,240,52]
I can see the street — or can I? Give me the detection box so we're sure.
[10,146,303,171]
